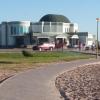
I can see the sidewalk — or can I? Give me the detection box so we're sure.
[0,59,100,100]
[67,48,100,57]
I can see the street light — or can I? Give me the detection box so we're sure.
[96,18,100,59]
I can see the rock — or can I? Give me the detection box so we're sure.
[55,62,100,100]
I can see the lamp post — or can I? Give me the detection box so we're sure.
[96,18,100,59]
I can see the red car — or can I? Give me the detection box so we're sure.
[38,43,55,51]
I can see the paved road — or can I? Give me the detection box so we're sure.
[0,59,100,100]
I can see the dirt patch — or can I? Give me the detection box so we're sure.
[0,70,16,83]
[55,62,100,100]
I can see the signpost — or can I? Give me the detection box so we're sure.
[96,18,100,59]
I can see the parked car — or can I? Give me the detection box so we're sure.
[85,45,92,50]
[38,43,55,51]
[32,43,55,51]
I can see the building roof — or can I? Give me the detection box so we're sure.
[39,14,71,23]
[8,21,30,25]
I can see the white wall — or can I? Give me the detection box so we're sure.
[31,22,42,33]
[56,24,63,32]
[63,23,70,33]
[87,34,94,46]
[32,22,79,34]
[51,22,63,33]
[43,23,50,32]
[32,22,63,33]
[69,23,79,32]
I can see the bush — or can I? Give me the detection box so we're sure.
[22,50,33,57]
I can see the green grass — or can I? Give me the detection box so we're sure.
[0,51,92,63]
[0,51,93,71]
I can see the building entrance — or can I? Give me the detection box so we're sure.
[15,37,24,47]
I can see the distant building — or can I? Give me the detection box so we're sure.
[0,21,30,47]
[77,32,96,46]
[31,14,79,47]
[0,14,95,48]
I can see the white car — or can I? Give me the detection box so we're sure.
[38,43,55,51]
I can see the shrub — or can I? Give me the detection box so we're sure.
[22,50,33,57]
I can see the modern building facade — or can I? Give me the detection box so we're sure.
[0,21,30,47]
[77,32,96,46]
[0,14,95,48]
[31,14,79,47]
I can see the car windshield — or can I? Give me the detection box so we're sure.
[38,38,49,45]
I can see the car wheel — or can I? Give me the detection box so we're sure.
[50,47,53,51]
[39,47,42,51]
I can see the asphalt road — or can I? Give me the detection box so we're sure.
[0,59,100,100]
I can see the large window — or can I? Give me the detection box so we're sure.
[11,25,29,35]
[11,26,14,35]
[11,26,16,35]
[23,26,29,33]
[19,26,23,34]
[38,38,49,45]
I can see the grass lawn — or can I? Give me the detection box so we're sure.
[0,51,94,72]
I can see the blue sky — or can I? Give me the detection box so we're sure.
[0,0,100,39]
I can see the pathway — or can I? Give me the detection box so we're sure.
[0,59,100,100]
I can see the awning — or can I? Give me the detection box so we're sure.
[56,34,67,39]
[36,34,50,39]
[71,35,79,39]
[37,36,50,39]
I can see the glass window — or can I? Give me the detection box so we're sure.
[11,26,17,35]
[23,26,29,33]
[16,26,19,34]
[19,26,23,34]
[11,26,14,35]
[11,25,29,35]
[23,27,26,33]
[26,27,29,33]
[14,27,16,34]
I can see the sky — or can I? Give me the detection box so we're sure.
[0,0,100,40]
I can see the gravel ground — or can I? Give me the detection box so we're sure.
[55,62,100,100]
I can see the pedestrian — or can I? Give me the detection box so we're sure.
[91,43,95,51]
[79,42,82,51]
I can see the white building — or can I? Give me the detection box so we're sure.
[30,14,79,47]
[0,21,30,47]
[77,32,95,46]
[31,14,79,34]
[0,14,95,48]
